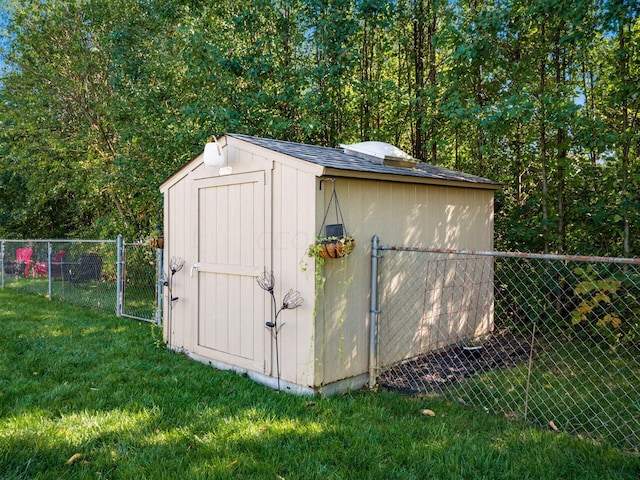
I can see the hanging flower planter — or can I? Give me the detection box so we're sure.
[146,228,164,249]
[315,235,356,259]
[307,179,355,261]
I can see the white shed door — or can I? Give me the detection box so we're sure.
[194,171,269,372]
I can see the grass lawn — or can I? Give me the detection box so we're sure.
[450,337,640,450]
[2,274,155,320]
[1,290,638,479]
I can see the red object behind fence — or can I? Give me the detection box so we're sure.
[15,247,33,277]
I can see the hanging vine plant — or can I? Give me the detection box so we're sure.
[308,178,356,261]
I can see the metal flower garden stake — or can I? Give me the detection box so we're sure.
[164,257,185,303]
[257,271,303,390]
[164,257,185,349]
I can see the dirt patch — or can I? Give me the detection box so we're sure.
[378,329,533,394]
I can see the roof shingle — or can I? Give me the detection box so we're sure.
[227,133,499,186]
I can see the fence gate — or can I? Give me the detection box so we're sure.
[371,236,640,452]
[121,242,161,323]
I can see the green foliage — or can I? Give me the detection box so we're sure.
[571,265,640,345]
[0,0,638,255]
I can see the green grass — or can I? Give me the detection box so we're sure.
[1,290,638,479]
[450,339,640,450]
[2,274,155,319]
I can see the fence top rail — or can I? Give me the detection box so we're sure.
[378,244,640,265]
[1,238,118,244]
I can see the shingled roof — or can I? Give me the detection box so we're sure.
[227,133,499,187]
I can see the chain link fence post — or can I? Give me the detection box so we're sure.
[46,241,52,300]
[155,248,163,326]
[369,234,380,388]
[116,234,123,317]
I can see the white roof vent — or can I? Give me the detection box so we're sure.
[340,141,417,168]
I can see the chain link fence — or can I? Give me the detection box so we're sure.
[122,242,162,323]
[1,238,160,323]
[372,240,640,452]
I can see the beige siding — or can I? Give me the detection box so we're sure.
[316,177,494,385]
[377,253,494,367]
[271,161,317,388]
[162,172,195,351]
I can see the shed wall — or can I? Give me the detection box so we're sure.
[270,161,317,389]
[162,137,495,393]
[315,177,494,385]
[162,141,320,389]
[163,170,200,353]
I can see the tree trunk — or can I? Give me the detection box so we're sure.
[619,21,631,256]
[554,28,567,254]
[412,0,425,161]
[539,20,550,254]
[427,3,437,164]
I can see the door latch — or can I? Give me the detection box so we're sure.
[190,263,199,277]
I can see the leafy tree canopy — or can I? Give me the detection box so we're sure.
[0,0,638,256]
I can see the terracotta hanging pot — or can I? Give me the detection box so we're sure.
[147,234,164,249]
[316,237,356,259]
[312,180,356,260]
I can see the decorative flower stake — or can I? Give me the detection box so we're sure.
[282,289,304,310]
[257,270,275,293]
[164,256,185,303]
[257,270,303,391]
[163,257,185,347]
[169,256,185,275]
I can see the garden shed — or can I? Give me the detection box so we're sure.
[159,134,500,395]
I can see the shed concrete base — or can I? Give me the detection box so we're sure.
[169,346,369,396]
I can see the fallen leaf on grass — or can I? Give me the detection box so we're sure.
[66,453,83,465]
[549,420,559,431]
[421,409,436,417]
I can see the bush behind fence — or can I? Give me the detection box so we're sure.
[374,244,640,452]
[1,238,160,322]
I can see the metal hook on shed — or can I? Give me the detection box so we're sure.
[319,177,335,191]
[317,177,348,238]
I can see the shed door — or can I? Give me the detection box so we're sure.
[194,171,269,372]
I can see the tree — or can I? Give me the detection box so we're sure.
[0,0,637,256]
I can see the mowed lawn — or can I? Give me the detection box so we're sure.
[0,290,638,480]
